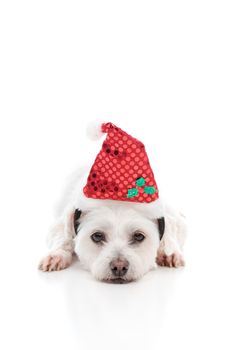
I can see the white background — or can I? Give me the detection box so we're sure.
[0,1,233,349]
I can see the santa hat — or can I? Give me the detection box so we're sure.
[83,122,159,203]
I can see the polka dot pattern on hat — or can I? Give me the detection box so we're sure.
[83,122,159,203]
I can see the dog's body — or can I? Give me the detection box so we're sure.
[39,166,187,283]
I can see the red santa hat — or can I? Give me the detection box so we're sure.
[83,122,159,203]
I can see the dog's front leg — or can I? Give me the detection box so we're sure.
[39,208,76,272]
[156,212,187,268]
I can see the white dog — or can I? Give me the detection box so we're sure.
[39,123,186,283]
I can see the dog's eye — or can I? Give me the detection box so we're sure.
[91,232,105,243]
[132,232,145,243]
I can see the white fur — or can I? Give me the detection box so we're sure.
[86,120,105,141]
[39,167,187,281]
[76,206,160,281]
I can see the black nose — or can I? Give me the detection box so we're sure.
[110,258,129,277]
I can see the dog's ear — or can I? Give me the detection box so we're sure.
[157,217,165,240]
[74,208,82,234]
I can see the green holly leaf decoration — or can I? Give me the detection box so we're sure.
[144,186,157,195]
[127,188,138,198]
[136,177,145,187]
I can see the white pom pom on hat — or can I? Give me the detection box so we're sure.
[86,120,106,141]
[86,121,123,141]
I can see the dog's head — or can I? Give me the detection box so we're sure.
[74,206,160,283]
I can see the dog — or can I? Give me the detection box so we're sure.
[39,122,186,283]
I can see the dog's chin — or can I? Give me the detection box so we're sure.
[103,277,133,284]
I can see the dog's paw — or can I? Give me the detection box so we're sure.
[39,253,72,272]
[156,251,185,268]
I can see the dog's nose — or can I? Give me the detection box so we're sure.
[110,258,129,277]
